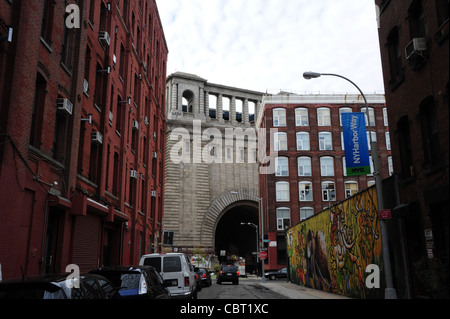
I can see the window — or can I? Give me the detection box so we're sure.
[295,108,309,126]
[319,132,333,150]
[339,107,352,126]
[320,157,334,176]
[273,108,286,127]
[299,182,313,201]
[341,132,345,150]
[383,108,389,126]
[41,0,54,44]
[387,27,403,89]
[275,157,289,177]
[436,0,449,27]
[276,208,290,230]
[30,73,47,147]
[419,97,440,168]
[276,182,290,202]
[296,132,310,151]
[369,156,375,176]
[298,157,312,176]
[342,157,347,176]
[274,132,288,151]
[362,107,376,127]
[367,131,377,150]
[322,182,336,202]
[397,116,414,178]
[300,207,314,221]
[52,105,68,162]
[61,24,75,70]
[388,156,394,176]
[317,107,331,126]
[345,181,358,198]
[408,0,427,39]
[385,132,391,150]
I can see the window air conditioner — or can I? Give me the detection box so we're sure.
[132,119,139,130]
[91,131,103,144]
[405,38,427,61]
[152,152,158,159]
[99,31,111,46]
[83,79,89,95]
[151,190,157,197]
[130,170,138,179]
[144,116,149,126]
[57,98,73,115]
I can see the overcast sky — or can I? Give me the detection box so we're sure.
[155,0,385,95]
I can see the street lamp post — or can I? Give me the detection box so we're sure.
[232,191,266,283]
[303,72,397,299]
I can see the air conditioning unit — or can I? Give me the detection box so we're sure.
[151,190,157,197]
[144,116,149,126]
[130,170,138,179]
[405,38,427,61]
[57,98,73,115]
[152,152,158,159]
[91,131,103,144]
[99,31,111,46]
[83,79,89,95]
[132,119,139,130]
[153,132,157,139]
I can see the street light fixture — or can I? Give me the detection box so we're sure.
[232,191,266,283]
[240,222,259,270]
[302,71,397,299]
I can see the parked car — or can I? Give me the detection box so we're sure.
[264,268,287,280]
[217,264,239,285]
[195,267,212,287]
[139,253,198,299]
[0,273,120,299]
[89,266,171,299]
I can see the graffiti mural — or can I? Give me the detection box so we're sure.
[286,186,384,298]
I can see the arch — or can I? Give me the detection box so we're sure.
[182,89,195,113]
[200,189,259,247]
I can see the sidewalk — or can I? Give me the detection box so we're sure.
[246,275,351,299]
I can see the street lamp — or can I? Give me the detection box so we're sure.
[303,71,397,299]
[232,191,266,283]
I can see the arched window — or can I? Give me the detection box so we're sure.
[182,90,195,113]
[273,108,286,127]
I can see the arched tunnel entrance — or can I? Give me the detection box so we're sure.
[215,202,258,274]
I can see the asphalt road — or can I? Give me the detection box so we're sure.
[198,278,286,299]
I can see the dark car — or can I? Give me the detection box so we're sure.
[217,264,239,285]
[196,267,212,287]
[0,273,120,299]
[264,267,287,280]
[89,266,171,299]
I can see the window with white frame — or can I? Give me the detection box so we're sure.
[339,107,352,126]
[296,132,310,150]
[319,132,333,150]
[273,108,287,127]
[274,132,288,151]
[362,107,376,127]
[344,181,358,198]
[317,107,331,126]
[295,108,309,126]
[300,207,314,221]
[388,156,393,176]
[341,132,345,150]
[322,181,336,201]
[367,180,376,187]
[276,182,290,202]
[369,156,374,176]
[320,156,334,176]
[298,156,312,176]
[275,157,289,177]
[385,132,391,150]
[383,108,389,126]
[366,131,377,150]
[342,157,347,176]
[277,207,291,230]
[299,182,313,201]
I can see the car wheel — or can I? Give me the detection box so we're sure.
[270,275,276,280]
[192,289,198,299]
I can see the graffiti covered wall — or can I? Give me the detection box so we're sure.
[286,186,384,298]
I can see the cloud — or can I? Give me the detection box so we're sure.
[156,0,385,94]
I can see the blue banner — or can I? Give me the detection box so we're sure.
[342,112,371,176]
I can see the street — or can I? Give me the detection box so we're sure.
[198,278,286,299]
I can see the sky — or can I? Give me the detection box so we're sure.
[155,0,385,95]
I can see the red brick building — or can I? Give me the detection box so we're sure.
[375,0,449,298]
[257,94,391,271]
[0,0,168,279]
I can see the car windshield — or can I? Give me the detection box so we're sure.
[0,283,66,299]
[98,272,143,296]
[163,256,182,272]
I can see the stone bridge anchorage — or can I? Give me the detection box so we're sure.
[163,72,264,266]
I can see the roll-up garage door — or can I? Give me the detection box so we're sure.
[73,214,102,273]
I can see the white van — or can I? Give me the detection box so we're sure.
[139,253,198,299]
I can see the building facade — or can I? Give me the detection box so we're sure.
[257,94,392,271]
[0,0,168,278]
[163,72,264,269]
[375,0,449,298]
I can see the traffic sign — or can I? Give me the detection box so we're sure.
[259,251,268,260]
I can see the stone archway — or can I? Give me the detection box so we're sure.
[200,189,260,250]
